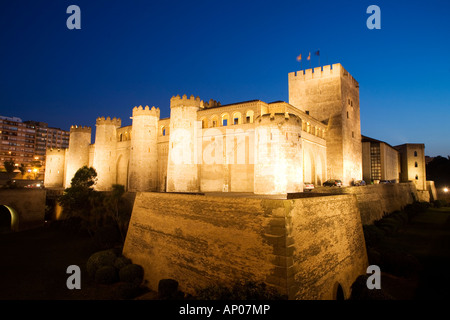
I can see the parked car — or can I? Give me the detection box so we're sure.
[323,179,342,187]
[379,180,394,184]
[353,180,366,186]
[304,182,314,191]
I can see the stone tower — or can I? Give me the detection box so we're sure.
[166,95,202,192]
[44,148,66,188]
[92,117,121,191]
[64,125,91,188]
[128,105,160,192]
[254,112,303,194]
[288,64,362,186]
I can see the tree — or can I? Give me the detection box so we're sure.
[3,160,16,176]
[58,166,98,230]
[19,163,27,177]
[70,166,97,189]
[58,166,129,243]
[3,160,17,185]
[426,156,450,188]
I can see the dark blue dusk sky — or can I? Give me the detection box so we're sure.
[1,0,449,156]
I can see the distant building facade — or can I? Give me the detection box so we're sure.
[362,136,400,183]
[394,143,427,192]
[0,116,69,177]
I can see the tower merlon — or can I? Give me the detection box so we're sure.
[288,63,359,87]
[96,116,122,127]
[132,105,160,118]
[170,94,204,108]
[70,125,92,133]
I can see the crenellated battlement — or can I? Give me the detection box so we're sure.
[70,125,91,133]
[96,116,122,127]
[132,105,160,118]
[204,99,221,109]
[170,94,204,108]
[288,63,359,87]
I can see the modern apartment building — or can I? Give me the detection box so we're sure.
[0,115,69,178]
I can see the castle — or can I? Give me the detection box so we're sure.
[43,64,364,194]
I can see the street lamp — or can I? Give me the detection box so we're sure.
[444,187,449,193]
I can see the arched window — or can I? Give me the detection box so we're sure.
[415,162,418,167]
[415,175,419,180]
[232,112,242,125]
[245,110,254,124]
[119,134,123,142]
[210,115,219,128]
[221,113,230,127]
[200,118,207,129]
[414,151,418,157]
[161,126,166,136]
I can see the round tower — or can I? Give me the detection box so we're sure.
[44,148,66,188]
[64,126,92,188]
[128,105,160,192]
[254,113,303,195]
[166,94,202,192]
[92,117,121,191]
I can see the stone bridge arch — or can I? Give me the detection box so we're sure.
[0,189,46,232]
[0,205,19,233]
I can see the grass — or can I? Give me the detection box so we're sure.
[372,206,450,299]
[0,222,130,300]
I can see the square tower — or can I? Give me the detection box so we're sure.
[394,143,427,191]
[288,63,362,185]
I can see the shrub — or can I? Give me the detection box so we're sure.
[119,264,144,285]
[404,201,430,219]
[95,265,119,284]
[349,275,394,300]
[93,225,122,250]
[86,249,117,278]
[367,248,382,266]
[113,282,144,299]
[114,256,131,270]
[375,217,401,235]
[195,280,287,300]
[158,279,182,300]
[363,225,385,247]
[433,199,448,208]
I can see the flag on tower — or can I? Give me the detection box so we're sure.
[315,50,320,56]
[296,54,302,61]
[307,52,311,60]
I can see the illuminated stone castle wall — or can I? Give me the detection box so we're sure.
[44,64,367,193]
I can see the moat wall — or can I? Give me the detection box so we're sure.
[123,192,368,300]
[309,182,419,225]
